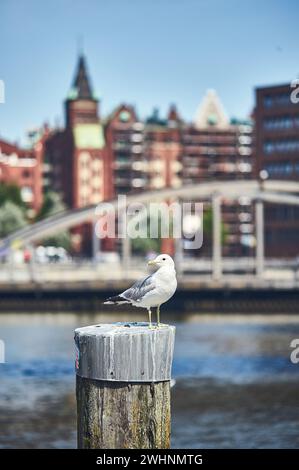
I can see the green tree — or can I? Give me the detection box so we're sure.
[41,231,71,251]
[132,233,161,255]
[36,191,71,250]
[131,209,174,255]
[0,201,27,237]
[202,207,228,245]
[0,183,26,210]
[36,191,66,221]
[131,206,228,256]
[131,215,161,255]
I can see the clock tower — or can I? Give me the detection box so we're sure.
[65,55,99,128]
[63,54,110,209]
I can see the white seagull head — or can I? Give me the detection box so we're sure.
[148,253,175,269]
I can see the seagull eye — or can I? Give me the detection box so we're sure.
[162,258,166,261]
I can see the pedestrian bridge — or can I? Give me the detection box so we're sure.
[1,179,299,285]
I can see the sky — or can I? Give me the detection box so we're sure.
[0,0,298,144]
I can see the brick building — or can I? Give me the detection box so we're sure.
[3,54,299,260]
[182,90,254,256]
[105,104,146,196]
[105,90,254,257]
[42,55,110,252]
[1,55,258,257]
[0,138,43,215]
[104,104,182,197]
[104,104,183,254]
[144,105,182,191]
[254,83,299,257]
[45,55,109,209]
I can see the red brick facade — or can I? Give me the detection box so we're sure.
[1,59,255,256]
[254,83,299,257]
[0,138,43,215]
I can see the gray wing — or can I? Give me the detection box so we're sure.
[121,274,156,303]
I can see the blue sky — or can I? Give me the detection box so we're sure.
[0,0,298,144]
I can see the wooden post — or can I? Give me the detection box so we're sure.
[75,322,175,449]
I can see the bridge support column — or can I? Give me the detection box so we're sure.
[122,235,131,271]
[212,193,222,281]
[255,199,264,278]
[121,212,131,271]
[92,217,100,264]
[8,246,14,282]
[174,237,183,275]
[174,198,183,275]
[27,244,36,283]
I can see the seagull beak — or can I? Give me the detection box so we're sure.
[148,259,157,266]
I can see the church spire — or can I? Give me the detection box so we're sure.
[194,89,229,129]
[65,54,99,127]
[68,54,95,101]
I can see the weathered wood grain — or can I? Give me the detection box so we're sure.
[76,377,171,449]
[75,322,175,449]
[75,322,175,382]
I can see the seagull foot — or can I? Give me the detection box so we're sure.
[151,323,163,329]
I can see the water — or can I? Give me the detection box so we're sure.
[0,312,299,448]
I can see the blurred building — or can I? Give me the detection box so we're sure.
[1,54,258,257]
[105,104,182,197]
[45,55,109,208]
[182,90,254,256]
[255,83,299,257]
[144,106,182,191]
[42,56,111,252]
[105,104,147,195]
[104,91,254,256]
[104,104,183,253]
[0,138,43,215]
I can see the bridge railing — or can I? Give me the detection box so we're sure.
[1,257,299,287]
[1,180,299,286]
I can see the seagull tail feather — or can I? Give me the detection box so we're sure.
[104,295,129,305]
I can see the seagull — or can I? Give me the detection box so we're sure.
[104,254,177,328]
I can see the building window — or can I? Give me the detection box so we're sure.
[265,162,293,176]
[22,169,31,179]
[263,139,299,154]
[21,186,33,202]
[79,152,91,167]
[263,93,291,108]
[263,115,299,130]
[119,110,131,122]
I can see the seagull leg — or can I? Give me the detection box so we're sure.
[157,305,161,327]
[148,308,153,328]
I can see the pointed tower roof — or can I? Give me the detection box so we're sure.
[194,89,229,129]
[68,55,96,101]
[167,104,180,122]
